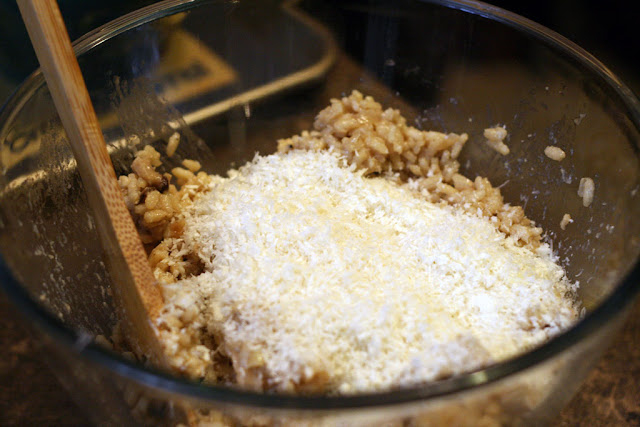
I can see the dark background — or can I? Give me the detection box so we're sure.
[0,0,638,103]
[492,0,639,97]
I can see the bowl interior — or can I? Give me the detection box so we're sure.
[0,0,639,404]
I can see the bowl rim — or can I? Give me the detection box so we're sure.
[1,0,639,411]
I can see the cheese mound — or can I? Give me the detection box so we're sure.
[170,149,578,394]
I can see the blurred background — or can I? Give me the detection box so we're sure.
[0,0,638,104]
[0,0,159,101]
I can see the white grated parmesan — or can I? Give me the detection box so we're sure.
[166,149,579,394]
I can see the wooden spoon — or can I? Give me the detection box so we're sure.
[17,0,167,365]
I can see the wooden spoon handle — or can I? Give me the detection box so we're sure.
[17,0,166,363]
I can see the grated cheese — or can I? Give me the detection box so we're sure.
[169,149,579,394]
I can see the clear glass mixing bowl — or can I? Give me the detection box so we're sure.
[0,0,639,425]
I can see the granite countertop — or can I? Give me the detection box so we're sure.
[1,290,638,425]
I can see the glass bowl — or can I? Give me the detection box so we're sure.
[1,0,639,425]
